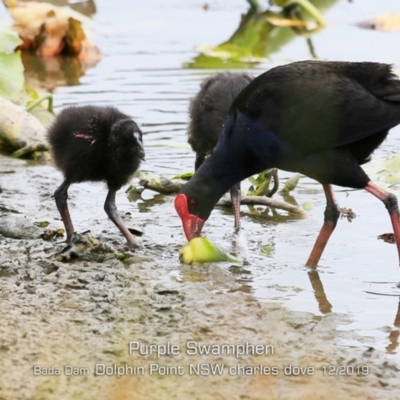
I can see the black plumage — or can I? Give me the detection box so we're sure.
[187,72,252,232]
[187,72,278,231]
[188,72,253,170]
[48,105,145,248]
[175,60,400,271]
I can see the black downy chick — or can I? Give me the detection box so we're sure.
[48,105,145,248]
[187,72,278,232]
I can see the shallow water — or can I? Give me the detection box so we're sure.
[1,0,400,378]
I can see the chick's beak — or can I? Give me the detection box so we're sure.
[134,131,146,161]
[137,141,146,161]
[174,194,205,241]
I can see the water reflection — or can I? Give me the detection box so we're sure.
[308,269,400,355]
[307,269,332,314]
[185,0,339,68]
[128,191,167,213]
[22,52,101,90]
[14,0,101,90]
[387,299,400,354]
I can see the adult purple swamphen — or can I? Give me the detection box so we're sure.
[188,71,278,232]
[175,60,400,269]
[48,105,145,249]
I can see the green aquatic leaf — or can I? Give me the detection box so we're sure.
[185,0,337,68]
[0,27,24,101]
[184,54,259,69]
[125,184,144,194]
[260,244,274,257]
[302,201,314,211]
[248,176,259,186]
[363,154,400,189]
[185,10,297,68]
[280,174,301,193]
[179,237,243,265]
[272,0,327,28]
[0,51,24,101]
[172,172,194,180]
[247,170,278,196]
[384,154,400,175]
[34,220,50,228]
[0,27,22,54]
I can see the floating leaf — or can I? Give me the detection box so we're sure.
[363,154,400,189]
[34,220,50,228]
[0,51,24,100]
[186,0,336,68]
[0,27,24,100]
[0,27,22,54]
[172,172,194,180]
[260,244,274,257]
[179,237,243,265]
[247,169,279,197]
[125,184,144,194]
[302,201,314,211]
[280,174,301,193]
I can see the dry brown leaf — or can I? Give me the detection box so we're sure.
[359,12,400,32]
[3,0,101,59]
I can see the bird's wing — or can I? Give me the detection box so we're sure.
[234,62,400,155]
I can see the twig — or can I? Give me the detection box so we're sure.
[26,94,54,113]
[217,196,307,216]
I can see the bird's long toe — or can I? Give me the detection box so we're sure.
[125,239,140,250]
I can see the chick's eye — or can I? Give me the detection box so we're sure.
[190,199,196,206]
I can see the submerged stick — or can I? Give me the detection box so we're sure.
[136,172,306,216]
[217,196,307,217]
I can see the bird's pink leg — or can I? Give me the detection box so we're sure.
[230,182,241,232]
[104,189,139,249]
[306,184,340,267]
[364,182,400,263]
[54,179,74,243]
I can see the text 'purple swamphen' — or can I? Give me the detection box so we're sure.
[175,60,400,271]
[48,105,145,249]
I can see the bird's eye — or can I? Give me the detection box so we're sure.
[190,199,196,206]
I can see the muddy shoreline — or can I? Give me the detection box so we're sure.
[0,159,399,400]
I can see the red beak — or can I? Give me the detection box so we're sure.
[174,194,205,241]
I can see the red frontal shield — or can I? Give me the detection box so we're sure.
[174,194,205,241]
